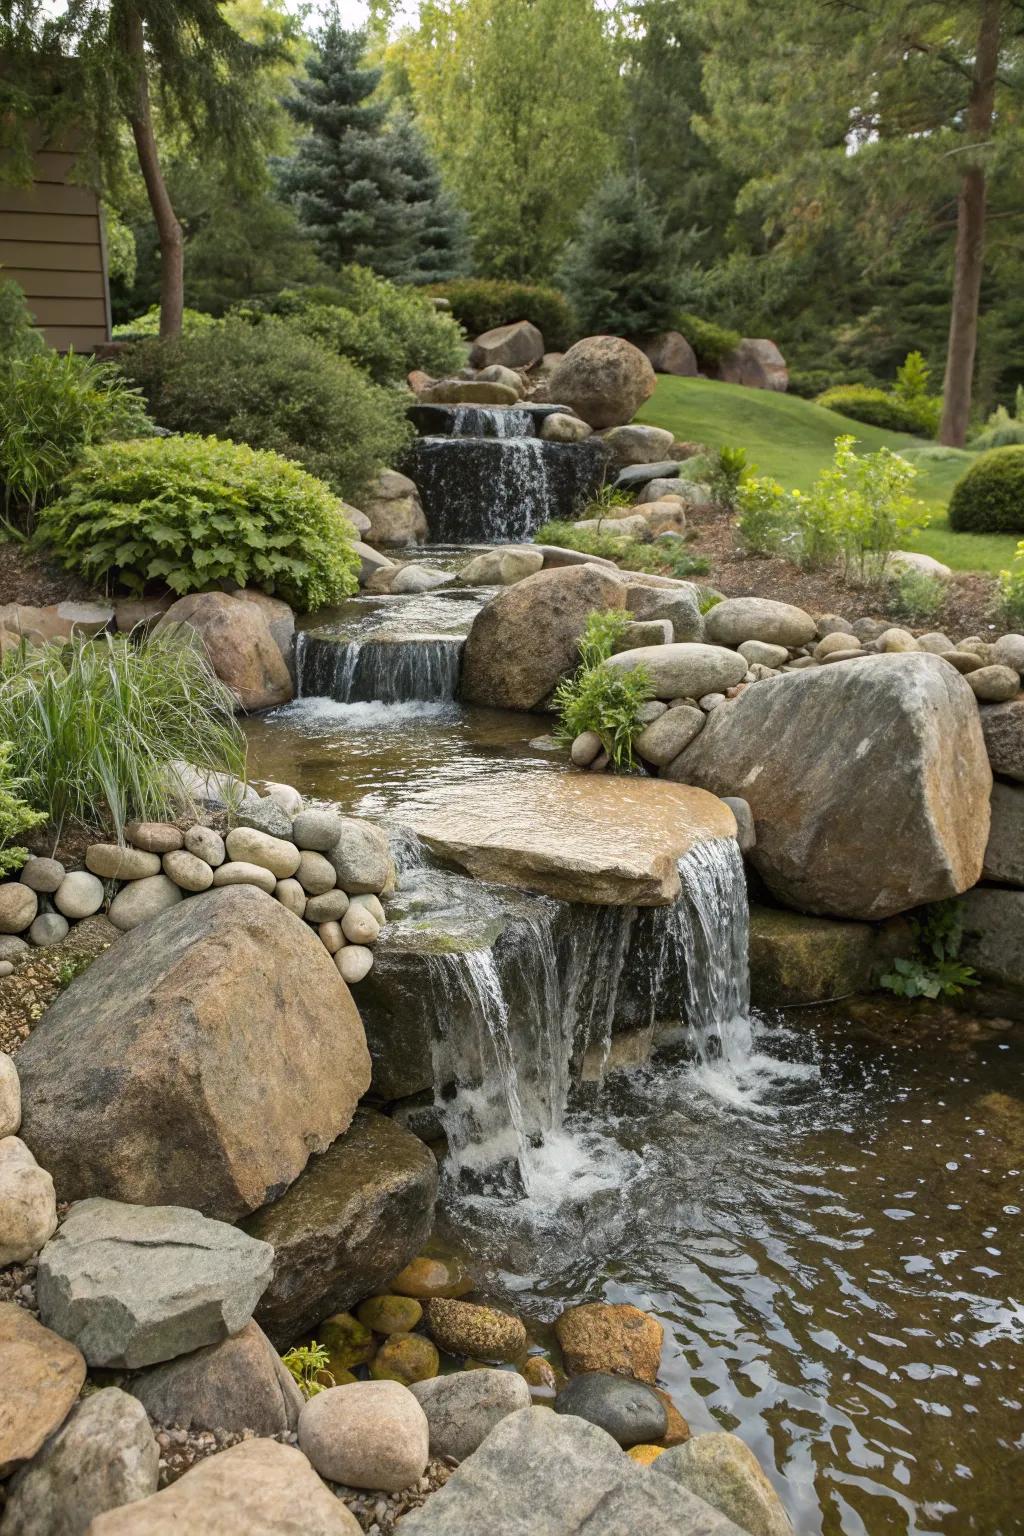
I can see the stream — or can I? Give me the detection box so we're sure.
[243,554,1024,1535]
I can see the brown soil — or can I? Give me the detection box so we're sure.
[0,540,98,608]
[684,505,1003,640]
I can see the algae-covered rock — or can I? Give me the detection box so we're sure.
[425,1298,527,1363]
[369,1331,440,1385]
[748,906,892,1006]
[357,1295,424,1335]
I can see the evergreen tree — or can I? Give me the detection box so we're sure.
[279,18,467,283]
[560,176,686,338]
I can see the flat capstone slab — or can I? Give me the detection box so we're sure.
[35,1198,274,1369]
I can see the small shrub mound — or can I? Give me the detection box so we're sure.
[0,738,46,876]
[973,388,1024,451]
[0,630,246,842]
[675,313,742,369]
[948,445,1024,534]
[274,266,465,384]
[36,435,361,610]
[427,278,575,352]
[119,318,411,500]
[815,383,938,437]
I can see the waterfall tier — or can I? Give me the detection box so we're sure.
[297,630,463,704]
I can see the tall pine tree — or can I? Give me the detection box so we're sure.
[560,176,687,338]
[278,17,467,283]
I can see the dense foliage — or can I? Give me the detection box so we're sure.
[948,446,1024,534]
[37,435,361,610]
[0,349,152,533]
[427,279,575,352]
[0,738,46,877]
[973,388,1024,451]
[737,435,922,580]
[119,319,411,499]
[559,176,685,337]
[274,266,465,383]
[0,630,246,842]
[815,384,939,438]
[0,281,44,363]
[675,313,742,369]
[278,20,467,283]
[881,900,977,1000]
[554,610,653,772]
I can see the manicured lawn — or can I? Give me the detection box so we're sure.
[636,376,1018,574]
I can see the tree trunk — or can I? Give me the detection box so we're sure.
[939,0,1001,447]
[124,7,184,339]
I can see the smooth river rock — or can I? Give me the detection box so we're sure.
[0,1135,58,1265]
[410,1370,531,1462]
[704,597,815,648]
[0,1388,158,1536]
[554,1372,667,1448]
[298,1380,430,1492]
[242,1110,437,1347]
[88,1438,361,1536]
[396,1407,746,1536]
[460,564,628,712]
[36,1198,274,1369]
[129,1321,303,1434]
[671,654,992,920]
[605,643,747,701]
[400,768,737,906]
[156,592,293,712]
[16,886,371,1220]
[0,1304,86,1478]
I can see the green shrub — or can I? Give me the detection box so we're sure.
[886,566,947,625]
[559,175,683,338]
[275,266,465,384]
[787,366,874,400]
[619,542,710,579]
[535,518,708,580]
[281,1342,332,1398]
[553,610,652,773]
[0,280,45,363]
[675,313,742,369]
[735,476,795,558]
[948,445,1024,534]
[815,383,939,437]
[119,319,411,501]
[112,306,221,338]
[707,446,747,512]
[0,737,46,876]
[0,350,152,532]
[0,630,246,842]
[37,435,361,610]
[973,387,1024,451]
[427,278,575,352]
[998,540,1024,627]
[881,899,977,1000]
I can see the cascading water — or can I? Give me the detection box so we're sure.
[449,405,534,438]
[296,630,463,704]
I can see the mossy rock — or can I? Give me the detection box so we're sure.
[318,1312,376,1371]
[356,1295,424,1335]
[369,1330,440,1385]
[391,1254,472,1300]
[748,905,905,1006]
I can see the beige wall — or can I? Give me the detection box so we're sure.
[0,145,112,351]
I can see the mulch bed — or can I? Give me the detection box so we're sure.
[0,541,98,608]
[683,505,1004,640]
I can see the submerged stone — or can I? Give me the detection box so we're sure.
[554,1371,668,1448]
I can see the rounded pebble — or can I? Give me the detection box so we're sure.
[224,827,301,879]
[274,878,306,917]
[318,920,346,955]
[336,945,373,983]
[357,1296,424,1335]
[54,870,104,920]
[263,781,303,817]
[298,1381,429,1493]
[341,906,381,946]
[183,825,226,867]
[554,1371,667,1448]
[125,821,183,854]
[392,1255,472,1300]
[29,912,70,947]
[304,890,350,923]
[369,1332,440,1386]
[348,893,386,926]
[0,883,38,935]
[162,849,215,892]
[86,844,162,881]
[211,861,277,895]
[296,850,337,896]
[291,809,344,854]
[108,874,183,932]
[19,856,65,894]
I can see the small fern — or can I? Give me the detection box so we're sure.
[554,610,653,772]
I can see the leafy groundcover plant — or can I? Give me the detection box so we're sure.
[0,739,46,875]
[554,610,653,772]
[0,630,246,843]
[36,435,361,610]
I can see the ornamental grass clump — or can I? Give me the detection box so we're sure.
[36,435,361,610]
[0,630,246,843]
[554,609,653,773]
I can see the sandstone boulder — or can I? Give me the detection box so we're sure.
[672,654,992,919]
[460,564,627,711]
[0,1388,158,1536]
[715,338,788,391]
[555,1302,663,1384]
[469,320,544,370]
[540,412,592,443]
[242,1111,437,1347]
[0,1135,58,1264]
[420,378,519,406]
[547,337,657,429]
[16,886,371,1219]
[359,469,429,547]
[0,1304,86,1478]
[603,424,676,466]
[87,1438,360,1536]
[156,592,292,712]
[635,331,698,377]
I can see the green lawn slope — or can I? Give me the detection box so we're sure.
[636,376,1016,574]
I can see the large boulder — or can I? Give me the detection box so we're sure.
[88,1438,361,1536]
[960,887,1024,992]
[704,597,816,649]
[0,1388,158,1536]
[242,1111,437,1347]
[36,1198,274,1369]
[469,320,544,370]
[980,699,1024,781]
[983,781,1024,887]
[358,469,429,547]
[672,654,992,919]
[397,1407,745,1536]
[634,331,699,377]
[603,424,676,467]
[546,337,657,430]
[16,886,371,1220]
[155,592,292,712]
[0,1304,86,1479]
[715,338,788,391]
[460,564,627,711]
